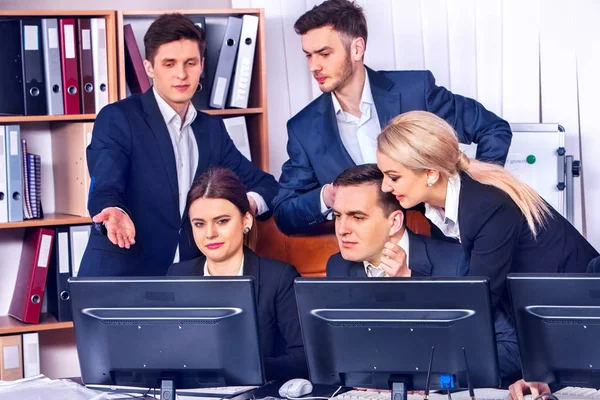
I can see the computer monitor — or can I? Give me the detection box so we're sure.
[508,273,600,388]
[69,276,265,398]
[295,278,500,400]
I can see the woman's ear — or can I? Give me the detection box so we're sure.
[388,210,404,236]
[426,169,441,187]
[243,211,254,232]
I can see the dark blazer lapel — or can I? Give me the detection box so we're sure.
[407,230,433,276]
[190,115,211,182]
[242,246,260,300]
[367,66,401,129]
[141,89,179,201]
[315,93,355,172]
[348,261,367,278]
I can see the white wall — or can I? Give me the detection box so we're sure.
[232,0,600,249]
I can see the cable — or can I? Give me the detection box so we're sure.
[285,385,344,400]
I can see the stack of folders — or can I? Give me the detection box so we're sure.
[0,125,42,223]
[0,17,109,116]
[124,14,259,110]
[7,224,91,325]
[0,333,41,381]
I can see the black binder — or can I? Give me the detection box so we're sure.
[46,226,73,322]
[20,18,48,116]
[0,19,25,115]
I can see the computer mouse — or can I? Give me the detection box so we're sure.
[278,378,313,398]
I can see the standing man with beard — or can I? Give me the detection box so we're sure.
[273,0,512,235]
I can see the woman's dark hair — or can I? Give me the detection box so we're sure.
[187,168,257,249]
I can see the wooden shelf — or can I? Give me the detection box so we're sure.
[202,107,264,116]
[0,214,91,229]
[0,314,73,335]
[0,114,96,124]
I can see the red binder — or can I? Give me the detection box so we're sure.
[59,18,81,114]
[123,24,151,94]
[77,18,95,114]
[9,227,55,324]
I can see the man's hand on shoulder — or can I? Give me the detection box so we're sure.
[93,207,136,249]
[323,183,338,209]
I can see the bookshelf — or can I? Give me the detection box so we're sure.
[0,314,73,336]
[0,7,272,379]
[0,9,119,378]
[116,9,270,171]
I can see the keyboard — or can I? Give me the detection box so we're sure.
[533,387,600,400]
[87,384,258,398]
[337,387,600,400]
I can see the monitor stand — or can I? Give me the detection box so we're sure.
[160,379,176,400]
[391,380,409,400]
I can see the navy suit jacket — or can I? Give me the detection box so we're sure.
[79,90,278,277]
[167,247,308,382]
[326,230,468,278]
[274,67,512,234]
[457,173,599,308]
[326,230,521,382]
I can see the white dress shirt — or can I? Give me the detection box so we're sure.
[154,89,198,263]
[203,257,244,276]
[320,72,382,216]
[363,229,410,277]
[153,90,268,263]
[424,173,462,241]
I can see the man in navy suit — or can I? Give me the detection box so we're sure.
[326,164,521,382]
[79,13,277,277]
[274,0,512,235]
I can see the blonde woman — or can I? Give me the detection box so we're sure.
[376,111,598,310]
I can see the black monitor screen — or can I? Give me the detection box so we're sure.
[69,276,265,391]
[508,273,600,387]
[295,277,500,392]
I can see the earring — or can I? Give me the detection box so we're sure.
[243,226,250,234]
[427,181,433,187]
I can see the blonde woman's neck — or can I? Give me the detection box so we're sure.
[427,175,450,209]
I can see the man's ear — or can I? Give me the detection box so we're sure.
[388,210,404,236]
[143,59,154,79]
[351,37,366,61]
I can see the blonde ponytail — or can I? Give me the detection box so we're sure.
[377,111,552,237]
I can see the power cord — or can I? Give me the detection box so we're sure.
[285,386,344,400]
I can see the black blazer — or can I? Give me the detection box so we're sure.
[326,230,468,278]
[80,89,278,277]
[167,247,308,381]
[457,173,599,307]
[326,230,521,382]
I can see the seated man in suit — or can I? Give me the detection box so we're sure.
[274,0,512,235]
[79,13,278,277]
[327,164,521,383]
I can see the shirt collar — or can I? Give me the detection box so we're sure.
[203,256,245,277]
[153,87,197,129]
[331,70,374,116]
[443,174,461,224]
[362,229,410,274]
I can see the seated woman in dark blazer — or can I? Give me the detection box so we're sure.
[167,168,308,381]
[376,111,599,395]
